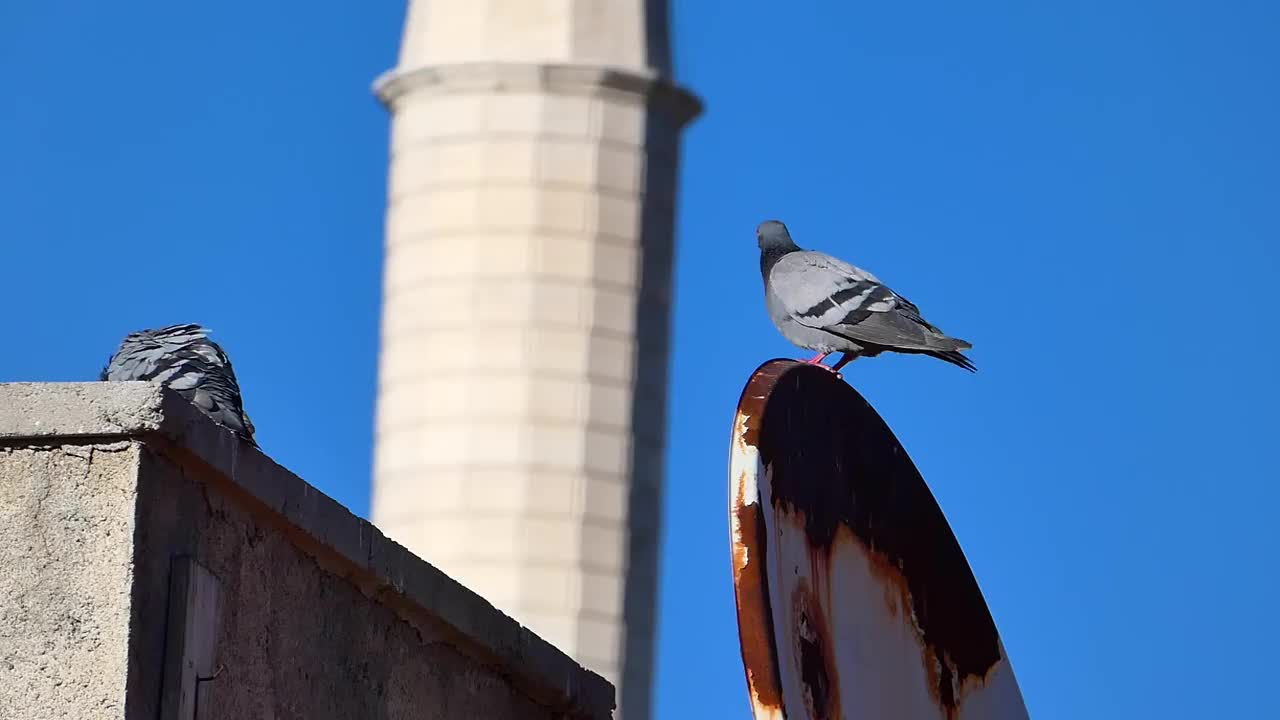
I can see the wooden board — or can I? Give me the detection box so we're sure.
[728,360,1029,720]
[159,555,225,720]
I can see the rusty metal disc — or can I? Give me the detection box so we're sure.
[728,360,1029,720]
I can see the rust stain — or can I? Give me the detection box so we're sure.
[789,576,842,720]
[732,474,783,711]
[736,360,792,449]
[731,359,1007,718]
[728,404,785,715]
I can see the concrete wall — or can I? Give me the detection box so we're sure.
[0,382,614,720]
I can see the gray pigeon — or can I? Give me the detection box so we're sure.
[758,220,975,373]
[100,323,258,444]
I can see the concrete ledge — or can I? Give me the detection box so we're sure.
[0,381,179,439]
[0,382,615,719]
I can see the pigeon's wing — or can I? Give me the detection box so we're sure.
[767,251,883,323]
[832,303,949,349]
[169,336,256,443]
[169,363,256,442]
[102,325,212,382]
[102,325,258,444]
[769,251,965,351]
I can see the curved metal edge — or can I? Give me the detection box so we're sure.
[728,359,805,720]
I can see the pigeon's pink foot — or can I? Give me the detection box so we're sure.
[798,352,845,378]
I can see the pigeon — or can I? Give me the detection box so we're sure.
[100,323,258,444]
[757,220,975,373]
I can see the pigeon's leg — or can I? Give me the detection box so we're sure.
[802,352,832,366]
[830,354,856,375]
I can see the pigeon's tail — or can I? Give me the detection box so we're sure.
[919,334,976,372]
[926,349,977,372]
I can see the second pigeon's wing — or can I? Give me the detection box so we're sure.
[102,324,211,382]
[169,364,256,442]
[102,325,259,444]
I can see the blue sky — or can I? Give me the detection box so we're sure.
[3,2,1278,718]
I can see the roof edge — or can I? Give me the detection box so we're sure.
[0,381,615,719]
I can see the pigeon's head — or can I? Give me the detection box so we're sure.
[756,220,798,252]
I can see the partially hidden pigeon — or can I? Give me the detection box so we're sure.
[758,220,975,373]
[100,323,258,444]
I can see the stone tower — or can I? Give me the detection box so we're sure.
[370,3,699,717]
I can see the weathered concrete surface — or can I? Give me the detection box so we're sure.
[0,382,615,720]
[1,441,140,718]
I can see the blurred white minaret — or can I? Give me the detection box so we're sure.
[370,3,699,717]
